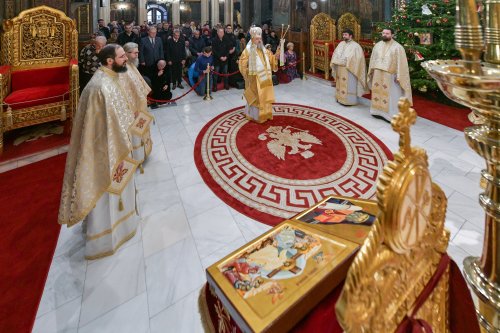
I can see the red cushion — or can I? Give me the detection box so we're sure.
[11,66,69,91]
[4,83,69,110]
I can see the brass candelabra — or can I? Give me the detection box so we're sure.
[422,0,499,331]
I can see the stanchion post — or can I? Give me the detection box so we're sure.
[302,52,307,80]
[203,63,213,100]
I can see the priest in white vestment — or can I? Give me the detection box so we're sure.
[122,42,154,171]
[58,44,139,260]
[330,29,367,106]
[368,28,412,121]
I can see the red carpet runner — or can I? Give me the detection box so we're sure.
[361,93,472,131]
[195,103,392,226]
[0,154,66,332]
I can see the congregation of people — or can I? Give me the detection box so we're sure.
[78,19,305,108]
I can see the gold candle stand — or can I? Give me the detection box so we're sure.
[423,0,499,331]
[203,63,213,100]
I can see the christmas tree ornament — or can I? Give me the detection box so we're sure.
[414,50,425,61]
[422,4,433,15]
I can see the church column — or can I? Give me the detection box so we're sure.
[138,0,147,25]
[384,0,392,21]
[99,0,111,23]
[210,0,219,25]
[224,0,233,26]
[172,0,180,25]
[201,0,209,25]
[253,0,261,25]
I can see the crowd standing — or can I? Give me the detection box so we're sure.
[78,20,301,106]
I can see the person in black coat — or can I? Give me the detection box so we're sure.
[211,28,231,91]
[158,22,172,46]
[117,23,139,46]
[189,30,206,62]
[267,30,280,53]
[166,30,187,89]
[224,24,238,76]
[151,60,172,109]
[139,27,164,82]
[97,19,111,39]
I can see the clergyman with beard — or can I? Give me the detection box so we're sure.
[121,42,154,166]
[330,29,367,106]
[124,41,152,87]
[58,44,140,260]
[238,26,278,123]
[368,28,412,121]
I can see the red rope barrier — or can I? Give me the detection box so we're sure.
[279,58,302,70]
[211,69,240,77]
[147,74,205,103]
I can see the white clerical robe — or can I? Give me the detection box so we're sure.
[59,67,139,260]
[330,40,367,106]
[120,64,153,170]
[368,40,412,121]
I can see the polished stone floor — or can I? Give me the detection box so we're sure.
[33,78,484,332]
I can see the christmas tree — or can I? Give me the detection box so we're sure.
[374,0,460,97]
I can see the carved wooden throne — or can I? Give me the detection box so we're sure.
[337,13,361,41]
[310,13,336,80]
[0,5,79,153]
[336,99,453,332]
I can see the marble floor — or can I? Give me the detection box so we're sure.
[32,78,485,333]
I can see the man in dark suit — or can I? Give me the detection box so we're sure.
[139,26,164,82]
[117,23,139,46]
[224,24,238,76]
[158,22,172,46]
[211,28,231,91]
[189,30,206,62]
[166,29,186,89]
[97,19,111,39]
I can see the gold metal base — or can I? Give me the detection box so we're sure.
[203,94,213,100]
[463,257,500,333]
[423,59,500,333]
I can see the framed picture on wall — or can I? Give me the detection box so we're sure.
[420,32,432,45]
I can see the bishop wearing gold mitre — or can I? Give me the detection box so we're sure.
[121,42,154,172]
[368,28,412,121]
[330,28,368,106]
[58,44,140,260]
[239,26,279,123]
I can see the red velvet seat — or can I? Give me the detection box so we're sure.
[4,83,70,110]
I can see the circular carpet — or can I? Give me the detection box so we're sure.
[194,103,393,226]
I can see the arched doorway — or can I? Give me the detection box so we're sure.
[146,3,168,24]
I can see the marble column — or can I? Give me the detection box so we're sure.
[172,0,180,25]
[201,0,209,25]
[210,0,219,25]
[138,0,147,25]
[99,0,110,22]
[224,0,233,26]
[253,0,261,25]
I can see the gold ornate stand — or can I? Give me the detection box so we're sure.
[422,0,499,331]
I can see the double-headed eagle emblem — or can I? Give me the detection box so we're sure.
[258,126,322,160]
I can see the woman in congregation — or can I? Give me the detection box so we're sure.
[284,42,300,82]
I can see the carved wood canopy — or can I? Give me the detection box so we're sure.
[337,12,361,41]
